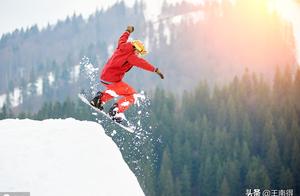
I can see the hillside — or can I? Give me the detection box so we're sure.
[0,0,297,112]
[0,118,144,196]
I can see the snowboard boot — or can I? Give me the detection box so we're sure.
[90,91,104,110]
[109,103,123,123]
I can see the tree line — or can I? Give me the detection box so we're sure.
[145,67,300,195]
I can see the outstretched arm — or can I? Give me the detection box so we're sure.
[117,26,134,48]
[128,55,164,79]
[128,55,156,72]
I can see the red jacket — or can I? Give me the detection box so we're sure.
[100,31,156,83]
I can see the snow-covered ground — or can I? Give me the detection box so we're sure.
[0,118,144,196]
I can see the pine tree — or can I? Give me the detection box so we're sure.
[224,160,241,195]
[291,139,300,192]
[240,113,252,149]
[142,160,156,196]
[293,68,300,111]
[199,156,216,196]
[266,134,281,187]
[227,94,238,138]
[0,105,5,119]
[159,149,174,196]
[273,66,283,101]
[240,142,251,185]
[172,132,183,176]
[261,110,274,155]
[174,177,182,196]
[245,156,271,189]
[62,97,75,117]
[279,166,294,189]
[180,165,191,196]
[219,177,231,196]
[1,104,8,119]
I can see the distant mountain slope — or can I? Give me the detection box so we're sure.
[0,0,297,112]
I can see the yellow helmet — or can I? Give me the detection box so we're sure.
[131,40,148,56]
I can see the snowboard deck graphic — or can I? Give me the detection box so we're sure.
[78,93,135,133]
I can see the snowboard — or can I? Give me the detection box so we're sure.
[78,93,135,133]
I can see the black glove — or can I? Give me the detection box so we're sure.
[155,68,164,79]
[126,26,134,33]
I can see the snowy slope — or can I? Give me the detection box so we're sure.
[0,118,144,196]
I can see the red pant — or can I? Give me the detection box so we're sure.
[101,81,136,113]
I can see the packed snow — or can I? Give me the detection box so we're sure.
[0,94,7,108]
[70,64,81,82]
[10,87,22,107]
[36,77,43,95]
[0,118,144,196]
[48,72,55,85]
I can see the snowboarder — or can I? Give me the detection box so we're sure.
[90,25,164,122]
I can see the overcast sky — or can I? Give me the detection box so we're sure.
[0,0,126,35]
[0,0,299,64]
[0,0,201,36]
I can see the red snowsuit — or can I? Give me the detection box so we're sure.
[100,31,156,113]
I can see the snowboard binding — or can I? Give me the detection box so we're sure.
[90,91,104,110]
[109,103,123,123]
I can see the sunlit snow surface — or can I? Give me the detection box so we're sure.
[0,118,144,196]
